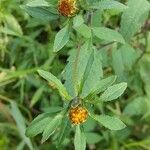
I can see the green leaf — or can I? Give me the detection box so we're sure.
[100,82,127,102]
[90,114,126,130]
[57,118,71,146]
[74,125,86,150]
[42,106,63,113]
[82,76,116,100]
[112,45,140,80]
[42,114,62,143]
[120,0,150,41]
[25,0,51,7]
[91,10,103,27]
[74,24,91,39]
[16,141,25,150]
[81,48,103,98]
[120,45,139,70]
[123,97,146,116]
[26,114,52,137]
[0,68,38,86]
[143,96,150,119]
[10,102,33,150]
[92,27,125,44]
[38,70,71,100]
[0,14,23,36]
[83,117,97,132]
[62,41,92,97]
[139,55,150,85]
[112,48,125,81]
[90,0,128,11]
[96,75,117,93]
[85,132,102,144]
[21,5,58,21]
[53,25,70,52]
[73,15,84,28]
[30,86,45,107]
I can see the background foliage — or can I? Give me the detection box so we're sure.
[0,0,150,149]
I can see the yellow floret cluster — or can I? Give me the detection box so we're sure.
[69,106,88,125]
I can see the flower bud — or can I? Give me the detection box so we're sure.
[58,0,78,17]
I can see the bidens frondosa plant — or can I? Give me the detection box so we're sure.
[26,67,127,146]
[24,0,133,149]
[58,0,78,17]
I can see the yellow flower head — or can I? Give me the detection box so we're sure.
[69,106,88,125]
[58,0,78,17]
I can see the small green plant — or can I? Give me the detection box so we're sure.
[1,0,150,149]
[24,0,132,149]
